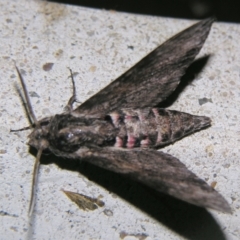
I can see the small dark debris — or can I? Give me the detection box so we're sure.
[0,210,18,217]
[211,181,217,188]
[119,231,148,240]
[19,69,26,76]
[43,63,54,71]
[198,97,212,105]
[63,190,105,211]
[128,46,134,50]
[29,91,40,98]
[103,209,113,217]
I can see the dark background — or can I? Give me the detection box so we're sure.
[51,0,240,23]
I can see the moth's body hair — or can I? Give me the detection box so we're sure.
[14,18,231,215]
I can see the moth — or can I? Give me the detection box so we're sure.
[13,18,231,215]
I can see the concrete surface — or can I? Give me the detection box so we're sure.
[0,0,239,239]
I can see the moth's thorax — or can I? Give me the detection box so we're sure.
[46,114,118,153]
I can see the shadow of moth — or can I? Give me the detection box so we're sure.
[13,18,231,215]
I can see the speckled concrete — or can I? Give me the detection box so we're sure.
[0,1,240,239]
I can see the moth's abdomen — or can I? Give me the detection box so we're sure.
[109,108,211,148]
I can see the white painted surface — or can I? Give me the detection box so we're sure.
[0,0,239,239]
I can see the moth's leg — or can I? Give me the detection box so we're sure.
[10,126,32,132]
[65,68,77,113]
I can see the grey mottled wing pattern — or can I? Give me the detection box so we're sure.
[84,148,231,213]
[74,18,214,117]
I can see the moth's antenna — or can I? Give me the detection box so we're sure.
[15,64,39,126]
[14,64,42,216]
[28,149,42,216]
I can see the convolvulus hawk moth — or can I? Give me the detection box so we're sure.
[13,18,231,215]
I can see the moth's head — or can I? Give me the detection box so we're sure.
[28,118,51,151]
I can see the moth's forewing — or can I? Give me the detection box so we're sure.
[74,18,214,118]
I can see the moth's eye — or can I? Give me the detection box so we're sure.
[34,129,44,140]
[35,134,41,140]
[66,132,74,140]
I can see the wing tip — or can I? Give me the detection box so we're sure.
[192,187,232,214]
[194,17,215,34]
[208,193,232,214]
